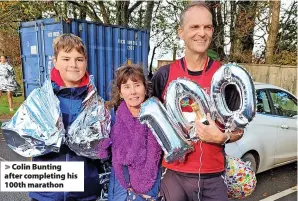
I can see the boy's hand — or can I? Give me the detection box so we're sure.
[195,113,226,144]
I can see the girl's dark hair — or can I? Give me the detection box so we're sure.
[106,64,152,110]
[0,55,8,59]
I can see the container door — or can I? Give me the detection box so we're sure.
[40,22,63,80]
[20,19,63,98]
[20,23,42,98]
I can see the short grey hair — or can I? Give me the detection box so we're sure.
[179,2,213,27]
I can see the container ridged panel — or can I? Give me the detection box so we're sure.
[20,18,149,100]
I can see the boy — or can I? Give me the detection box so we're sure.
[29,33,107,201]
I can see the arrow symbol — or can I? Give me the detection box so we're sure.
[5,165,10,170]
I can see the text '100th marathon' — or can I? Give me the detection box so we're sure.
[0,162,84,192]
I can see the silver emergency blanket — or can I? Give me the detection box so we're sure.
[66,76,111,159]
[0,62,18,91]
[210,63,256,131]
[1,80,64,157]
[139,97,193,163]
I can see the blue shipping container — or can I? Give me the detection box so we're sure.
[19,18,149,99]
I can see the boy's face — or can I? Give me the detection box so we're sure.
[54,49,87,87]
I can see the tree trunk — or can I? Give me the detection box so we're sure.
[209,1,226,60]
[122,1,130,26]
[242,2,257,62]
[230,1,257,62]
[116,1,122,25]
[173,45,177,61]
[144,1,154,32]
[116,1,130,26]
[0,31,4,55]
[265,0,281,64]
[79,2,87,20]
[229,1,236,59]
[137,6,143,28]
[149,46,157,79]
[63,1,68,18]
[72,4,77,19]
[98,1,110,24]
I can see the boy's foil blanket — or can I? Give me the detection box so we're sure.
[1,76,111,159]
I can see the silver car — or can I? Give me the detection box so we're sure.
[225,82,297,173]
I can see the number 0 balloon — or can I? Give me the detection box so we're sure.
[210,63,256,131]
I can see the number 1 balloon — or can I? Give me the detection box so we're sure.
[139,97,193,163]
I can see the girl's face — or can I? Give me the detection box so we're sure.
[120,78,146,112]
[0,56,7,64]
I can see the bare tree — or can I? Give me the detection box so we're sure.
[208,1,226,60]
[144,1,155,31]
[265,0,281,64]
[230,1,257,63]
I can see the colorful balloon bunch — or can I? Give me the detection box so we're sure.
[225,156,257,199]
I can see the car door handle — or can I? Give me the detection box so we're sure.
[281,124,289,129]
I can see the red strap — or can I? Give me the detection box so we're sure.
[182,57,209,83]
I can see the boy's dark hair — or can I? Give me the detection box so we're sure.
[179,2,213,27]
[0,55,8,59]
[53,34,87,58]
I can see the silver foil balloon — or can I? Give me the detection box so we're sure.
[165,78,214,140]
[139,97,193,163]
[1,80,65,157]
[66,76,111,159]
[210,63,256,131]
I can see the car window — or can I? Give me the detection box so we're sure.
[256,90,271,114]
[269,90,298,117]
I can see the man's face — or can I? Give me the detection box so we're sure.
[53,49,87,87]
[178,6,214,55]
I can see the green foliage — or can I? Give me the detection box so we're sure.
[0,95,24,116]
[207,49,218,60]
[275,2,297,54]
[0,1,55,31]
[268,1,297,65]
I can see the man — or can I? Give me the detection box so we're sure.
[151,2,243,201]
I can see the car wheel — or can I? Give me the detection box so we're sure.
[242,153,257,172]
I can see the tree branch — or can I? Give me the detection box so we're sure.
[67,1,86,9]
[68,0,102,22]
[153,1,161,20]
[128,1,144,16]
[166,0,183,11]
[97,1,110,24]
[85,1,102,22]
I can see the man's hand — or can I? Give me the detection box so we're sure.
[195,113,226,144]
